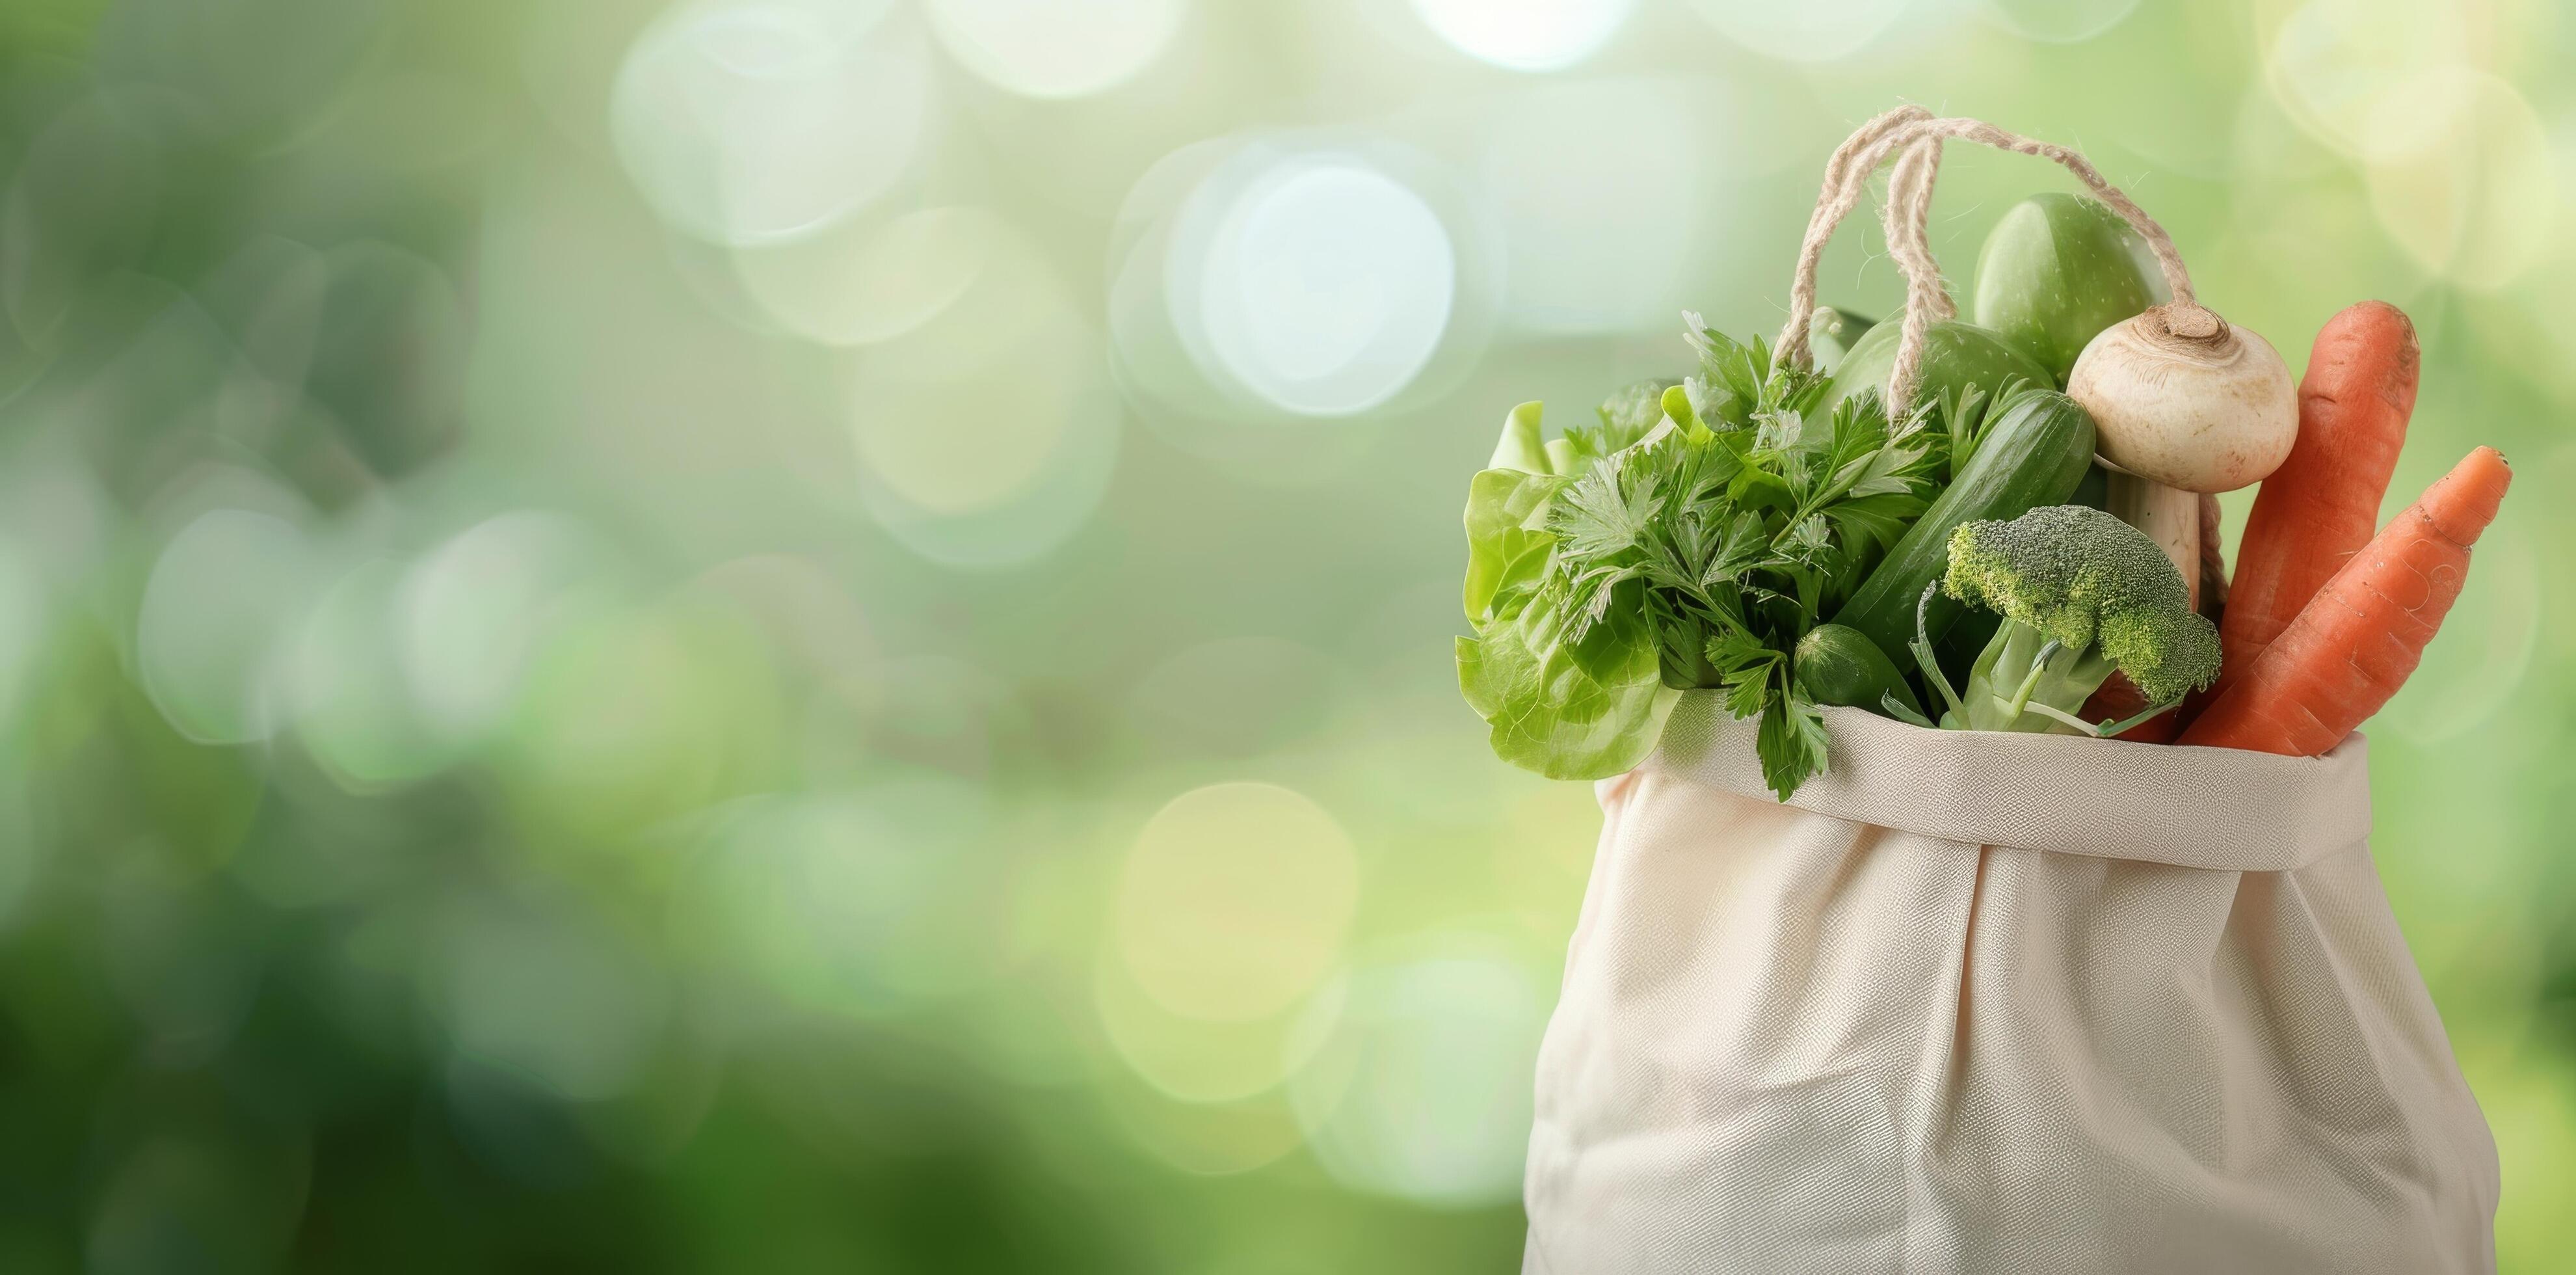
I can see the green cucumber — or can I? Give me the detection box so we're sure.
[1794,623,1922,718]
[1971,194,2166,384]
[1829,388,2098,663]
[1816,318,2052,422]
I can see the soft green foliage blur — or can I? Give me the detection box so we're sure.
[0,0,2569,1270]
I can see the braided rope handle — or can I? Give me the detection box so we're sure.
[1773,111,2198,412]
[1878,134,1954,410]
[1771,104,1933,373]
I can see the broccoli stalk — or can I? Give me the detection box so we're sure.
[1907,504,2222,735]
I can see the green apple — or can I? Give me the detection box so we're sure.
[1971,193,2168,384]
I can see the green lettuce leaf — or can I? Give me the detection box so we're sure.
[1488,401,1552,474]
[1463,466,1565,625]
[1457,598,1677,781]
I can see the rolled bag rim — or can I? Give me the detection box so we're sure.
[1642,695,2372,872]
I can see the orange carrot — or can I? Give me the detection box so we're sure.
[2205,302,2419,707]
[2179,447,2510,756]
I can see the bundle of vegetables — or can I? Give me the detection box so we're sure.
[1455,107,2512,797]
[1457,325,1956,796]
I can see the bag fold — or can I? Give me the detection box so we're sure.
[1524,700,2497,1275]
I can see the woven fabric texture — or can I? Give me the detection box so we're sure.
[1522,700,2498,1274]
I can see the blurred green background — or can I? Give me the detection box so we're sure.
[0,0,2568,1269]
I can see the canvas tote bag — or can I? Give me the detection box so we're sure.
[1519,109,2497,1272]
[1520,701,2499,1274]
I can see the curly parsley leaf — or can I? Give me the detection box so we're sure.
[1563,379,1677,462]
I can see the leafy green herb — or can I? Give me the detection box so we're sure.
[1758,687,1832,801]
[1457,316,1950,799]
[1561,379,1676,462]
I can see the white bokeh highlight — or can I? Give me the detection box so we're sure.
[398,512,597,747]
[1409,0,1636,72]
[611,1,931,245]
[1690,0,1912,62]
[925,0,1187,98]
[137,508,319,745]
[1189,156,1458,417]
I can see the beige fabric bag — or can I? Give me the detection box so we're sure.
[1522,700,2499,1274]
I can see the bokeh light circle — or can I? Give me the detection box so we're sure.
[1688,0,1913,62]
[1114,782,1359,1023]
[2261,0,2476,159]
[843,212,1122,567]
[1286,945,1548,1207]
[925,0,1186,99]
[846,336,1120,569]
[285,557,450,790]
[499,602,774,840]
[732,206,994,348]
[611,1,932,245]
[852,349,1071,517]
[397,512,598,747]
[2359,70,2553,290]
[1980,0,2138,43]
[1108,135,1498,476]
[137,507,318,745]
[1094,950,1336,1104]
[1408,0,1636,72]
[1189,157,1457,416]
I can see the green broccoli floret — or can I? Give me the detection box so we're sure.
[1914,504,2220,734]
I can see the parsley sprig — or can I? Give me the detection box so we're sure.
[1526,316,1946,798]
